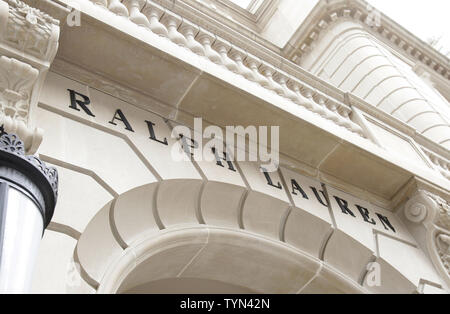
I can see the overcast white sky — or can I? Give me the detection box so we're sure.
[367,0,450,53]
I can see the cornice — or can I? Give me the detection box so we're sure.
[201,0,278,30]
[414,64,450,103]
[50,0,450,210]
[246,0,279,27]
[284,0,450,83]
[50,58,449,214]
[421,148,450,182]
[147,0,450,152]
[188,0,257,31]
[152,0,282,55]
[55,0,449,172]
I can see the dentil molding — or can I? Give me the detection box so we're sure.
[285,0,450,83]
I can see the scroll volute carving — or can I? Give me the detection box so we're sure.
[404,190,450,287]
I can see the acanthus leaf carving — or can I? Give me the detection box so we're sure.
[0,0,60,153]
[0,55,38,123]
[436,234,450,275]
[424,191,450,230]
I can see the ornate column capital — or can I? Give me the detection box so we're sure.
[0,0,60,153]
[0,125,58,227]
[404,190,450,286]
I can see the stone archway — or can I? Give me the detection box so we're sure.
[73,179,368,294]
[99,227,326,294]
[120,278,256,294]
[98,226,368,294]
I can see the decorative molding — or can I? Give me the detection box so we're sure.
[285,0,450,82]
[437,234,450,275]
[52,58,139,105]
[98,0,450,169]
[78,0,449,181]
[422,148,450,181]
[0,126,24,153]
[0,55,38,123]
[177,0,279,32]
[87,0,366,138]
[71,0,439,192]
[425,192,450,230]
[0,0,61,152]
[404,190,450,287]
[1,0,60,64]
[149,0,284,65]
[0,126,58,201]
[0,111,43,154]
[426,192,450,278]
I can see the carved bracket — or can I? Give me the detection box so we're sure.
[0,55,38,123]
[0,0,60,152]
[404,190,450,287]
[0,0,60,64]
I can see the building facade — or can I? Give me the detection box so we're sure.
[0,0,449,293]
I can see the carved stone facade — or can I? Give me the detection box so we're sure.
[3,0,448,294]
[0,126,58,202]
[285,0,450,82]
[0,56,38,123]
[0,0,60,153]
[404,191,450,286]
[428,193,450,277]
[297,18,450,150]
[3,0,59,61]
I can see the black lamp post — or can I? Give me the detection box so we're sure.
[0,126,58,293]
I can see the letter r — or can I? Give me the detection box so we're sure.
[68,89,95,117]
